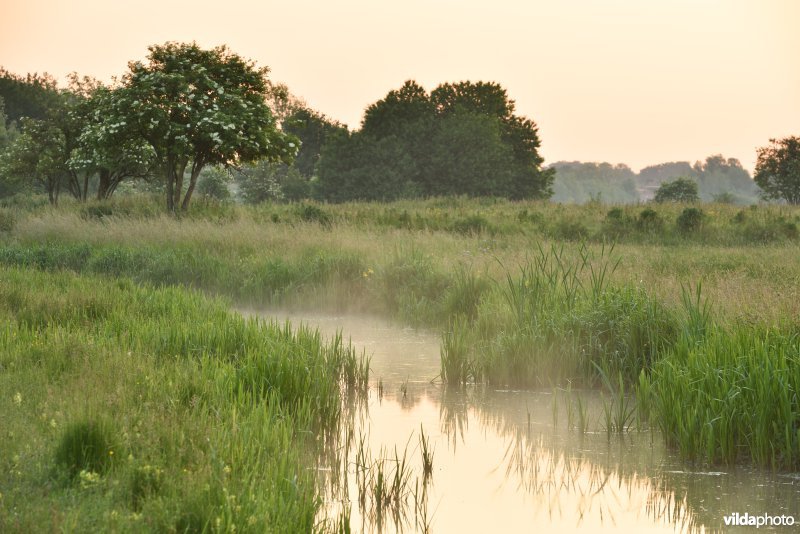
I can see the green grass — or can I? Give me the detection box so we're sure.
[644,326,800,469]
[2,193,800,479]
[0,266,367,532]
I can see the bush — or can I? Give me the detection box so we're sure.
[676,207,705,234]
[637,208,663,232]
[295,202,331,227]
[54,419,119,479]
[603,207,634,238]
[197,167,232,201]
[654,177,699,203]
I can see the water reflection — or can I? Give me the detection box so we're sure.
[247,309,800,533]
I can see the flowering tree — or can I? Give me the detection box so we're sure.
[95,42,298,212]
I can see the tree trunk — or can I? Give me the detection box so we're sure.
[181,158,205,210]
[82,173,89,202]
[165,159,175,213]
[174,160,187,210]
[97,169,111,200]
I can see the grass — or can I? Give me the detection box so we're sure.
[644,326,800,469]
[2,192,800,509]
[0,266,367,532]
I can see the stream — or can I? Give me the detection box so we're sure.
[252,310,800,533]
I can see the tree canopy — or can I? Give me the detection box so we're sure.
[550,162,639,203]
[754,136,800,204]
[316,80,554,202]
[654,177,699,203]
[93,42,298,212]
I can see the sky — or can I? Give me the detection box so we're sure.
[1,0,798,172]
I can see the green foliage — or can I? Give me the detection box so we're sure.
[0,117,67,204]
[648,328,800,468]
[0,68,61,123]
[317,79,553,201]
[316,131,420,202]
[676,207,705,234]
[442,244,676,387]
[640,156,758,203]
[54,419,119,479]
[754,136,800,204]
[99,42,298,212]
[0,266,368,530]
[637,208,663,232]
[196,166,232,201]
[282,107,347,178]
[295,202,331,227]
[551,162,640,203]
[236,161,285,203]
[654,177,699,203]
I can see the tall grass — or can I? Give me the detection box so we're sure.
[441,243,677,387]
[644,326,800,469]
[3,195,800,473]
[0,266,368,531]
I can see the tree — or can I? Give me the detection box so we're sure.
[754,136,800,204]
[98,42,298,212]
[317,79,553,201]
[550,161,639,203]
[196,166,232,200]
[0,68,61,124]
[282,107,346,178]
[236,161,286,203]
[316,130,419,202]
[431,81,553,199]
[653,177,699,203]
[69,85,155,200]
[0,117,68,204]
[426,111,515,197]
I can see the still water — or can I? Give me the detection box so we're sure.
[254,310,800,533]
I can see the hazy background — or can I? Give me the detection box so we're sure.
[1,0,798,171]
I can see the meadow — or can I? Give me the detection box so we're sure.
[1,194,800,530]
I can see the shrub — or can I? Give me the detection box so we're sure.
[54,419,119,479]
[676,207,705,234]
[654,177,699,203]
[603,207,634,237]
[295,202,331,227]
[637,208,663,232]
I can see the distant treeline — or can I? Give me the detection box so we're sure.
[551,156,760,204]
[0,57,771,207]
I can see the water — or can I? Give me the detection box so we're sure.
[249,310,800,533]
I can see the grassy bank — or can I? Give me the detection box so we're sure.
[0,267,367,532]
[1,195,799,472]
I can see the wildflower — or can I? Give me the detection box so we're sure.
[13,392,21,406]
[79,470,101,488]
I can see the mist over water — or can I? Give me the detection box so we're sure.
[250,310,800,533]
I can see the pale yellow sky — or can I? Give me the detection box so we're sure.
[1,0,798,171]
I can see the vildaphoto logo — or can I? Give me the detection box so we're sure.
[723,513,795,528]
